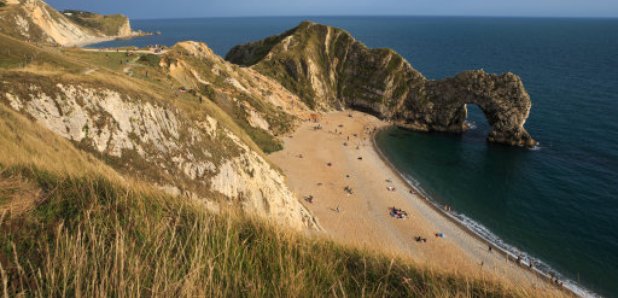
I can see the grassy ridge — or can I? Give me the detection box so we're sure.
[0,165,520,297]
[0,104,520,297]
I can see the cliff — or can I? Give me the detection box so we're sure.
[0,32,318,230]
[0,0,135,46]
[227,21,537,147]
[0,102,526,296]
[62,9,132,36]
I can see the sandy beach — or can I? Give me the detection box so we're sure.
[270,111,567,296]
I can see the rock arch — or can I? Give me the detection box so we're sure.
[401,70,537,147]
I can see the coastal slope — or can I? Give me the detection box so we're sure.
[0,103,532,297]
[0,1,565,294]
[0,32,318,230]
[226,21,537,147]
[0,0,136,46]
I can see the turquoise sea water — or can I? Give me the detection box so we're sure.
[93,17,618,296]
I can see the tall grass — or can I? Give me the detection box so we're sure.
[0,34,547,298]
[0,166,522,298]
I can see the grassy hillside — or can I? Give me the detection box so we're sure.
[0,21,548,296]
[226,21,422,111]
[63,10,129,36]
[0,105,525,297]
[0,170,521,297]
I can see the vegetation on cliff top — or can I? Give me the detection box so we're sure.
[0,0,130,46]
[62,10,129,36]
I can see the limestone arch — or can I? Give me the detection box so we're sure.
[419,70,536,147]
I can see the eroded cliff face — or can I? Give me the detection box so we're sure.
[0,72,319,231]
[226,22,537,147]
[0,0,134,46]
[159,41,312,152]
[116,18,132,36]
[162,41,309,131]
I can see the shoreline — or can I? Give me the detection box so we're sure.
[371,126,587,297]
[270,111,576,297]
[76,31,153,48]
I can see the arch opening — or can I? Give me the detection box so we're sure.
[464,104,491,133]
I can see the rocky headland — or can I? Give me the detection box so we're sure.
[0,0,141,46]
[226,21,537,147]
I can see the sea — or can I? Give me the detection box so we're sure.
[91,16,618,297]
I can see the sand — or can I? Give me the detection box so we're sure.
[270,111,567,296]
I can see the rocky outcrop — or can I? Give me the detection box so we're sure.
[226,22,537,147]
[0,0,135,46]
[420,71,536,146]
[0,71,319,231]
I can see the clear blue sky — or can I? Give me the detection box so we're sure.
[46,0,618,19]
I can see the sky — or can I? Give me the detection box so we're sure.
[46,0,618,19]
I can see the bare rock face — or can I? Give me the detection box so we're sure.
[408,70,536,147]
[0,0,134,46]
[0,72,320,231]
[226,22,537,147]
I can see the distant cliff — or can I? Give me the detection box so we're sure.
[0,0,135,46]
[227,21,537,147]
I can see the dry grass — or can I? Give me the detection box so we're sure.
[0,100,529,298]
[0,174,41,215]
[0,28,556,298]
[0,105,119,180]
[0,165,526,298]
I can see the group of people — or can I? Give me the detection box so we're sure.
[344,186,353,195]
[389,207,408,219]
[415,236,428,243]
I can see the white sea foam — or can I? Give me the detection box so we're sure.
[374,130,596,297]
[465,120,478,130]
[529,143,542,151]
[398,173,597,298]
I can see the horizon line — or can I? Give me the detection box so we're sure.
[129,14,618,21]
